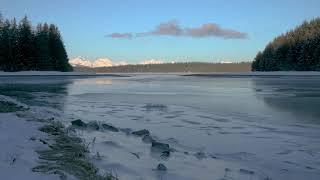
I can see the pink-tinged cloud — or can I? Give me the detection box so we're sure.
[105,32,133,39]
[106,20,247,39]
[136,20,183,37]
[151,20,183,36]
[185,23,247,39]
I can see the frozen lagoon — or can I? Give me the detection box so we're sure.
[1,74,320,180]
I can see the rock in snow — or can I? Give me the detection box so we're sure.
[87,121,100,130]
[132,129,150,136]
[157,163,167,171]
[71,119,87,128]
[101,123,119,132]
[151,141,170,152]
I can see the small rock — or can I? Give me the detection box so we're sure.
[132,129,150,136]
[87,121,100,130]
[239,169,255,175]
[152,141,170,151]
[195,151,206,159]
[160,151,170,158]
[225,168,231,172]
[102,124,119,132]
[71,119,87,127]
[157,163,167,171]
[209,155,218,159]
[306,166,314,170]
[142,134,154,143]
[130,152,140,159]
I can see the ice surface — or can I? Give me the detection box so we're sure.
[1,74,320,180]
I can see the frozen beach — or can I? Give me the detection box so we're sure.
[1,74,320,180]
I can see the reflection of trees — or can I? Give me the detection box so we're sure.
[0,79,70,110]
[252,77,320,120]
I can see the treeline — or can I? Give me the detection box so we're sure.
[0,14,72,72]
[75,62,252,73]
[252,18,320,71]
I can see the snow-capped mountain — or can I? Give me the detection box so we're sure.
[69,57,92,67]
[139,59,164,65]
[93,58,128,67]
[92,58,114,67]
[69,57,128,68]
[69,57,167,68]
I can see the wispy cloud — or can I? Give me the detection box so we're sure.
[105,32,133,39]
[106,20,247,39]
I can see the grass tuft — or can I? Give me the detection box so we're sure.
[34,122,116,180]
[0,101,28,113]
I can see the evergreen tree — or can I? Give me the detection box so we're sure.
[252,18,320,71]
[0,20,9,70]
[17,16,35,70]
[48,24,72,72]
[35,23,52,70]
[0,13,72,72]
[0,13,5,70]
[9,18,19,71]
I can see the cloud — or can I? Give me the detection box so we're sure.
[105,32,133,39]
[151,20,183,36]
[106,20,247,39]
[185,23,247,39]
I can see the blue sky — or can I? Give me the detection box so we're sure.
[1,0,320,63]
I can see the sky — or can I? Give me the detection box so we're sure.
[1,0,320,63]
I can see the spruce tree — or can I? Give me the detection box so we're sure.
[0,13,4,70]
[252,18,320,71]
[17,16,35,70]
[0,13,72,72]
[48,24,72,72]
[35,23,52,70]
[0,20,12,71]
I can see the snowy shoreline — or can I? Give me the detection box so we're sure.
[1,71,320,77]
[0,71,129,77]
[182,71,320,76]
[0,94,113,180]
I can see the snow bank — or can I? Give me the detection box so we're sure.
[0,112,59,180]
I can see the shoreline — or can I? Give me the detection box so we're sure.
[2,71,320,77]
[181,71,320,77]
[0,94,115,180]
[0,71,129,77]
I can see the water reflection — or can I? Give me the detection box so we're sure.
[252,76,320,122]
[0,79,70,110]
[73,78,113,85]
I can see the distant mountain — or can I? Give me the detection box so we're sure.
[139,59,164,65]
[69,57,127,68]
[69,57,167,68]
[69,57,92,67]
